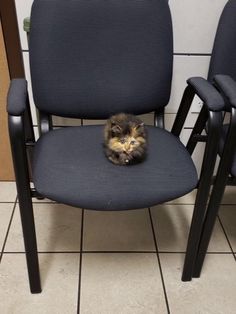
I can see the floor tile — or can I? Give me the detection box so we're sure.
[80,253,168,314]
[151,204,230,252]
[0,182,17,202]
[219,205,236,251]
[165,186,236,206]
[83,209,155,251]
[160,253,236,314]
[28,185,235,205]
[5,203,82,252]
[165,190,197,205]
[32,198,56,203]
[221,186,236,204]
[0,253,79,314]
[0,203,14,251]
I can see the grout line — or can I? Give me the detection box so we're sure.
[217,215,236,261]
[174,53,211,56]
[3,251,81,254]
[78,251,232,254]
[0,181,16,183]
[77,209,84,314]
[31,201,56,204]
[203,251,233,254]
[148,208,170,314]
[78,251,234,254]
[22,49,212,56]
[158,251,234,255]
[161,203,195,206]
[3,250,233,255]
[82,250,157,254]
[0,198,17,263]
[0,201,16,204]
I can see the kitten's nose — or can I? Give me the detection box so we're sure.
[124,144,129,151]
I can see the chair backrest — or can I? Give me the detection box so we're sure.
[29,0,173,119]
[208,0,236,83]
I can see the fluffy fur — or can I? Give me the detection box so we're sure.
[104,113,147,165]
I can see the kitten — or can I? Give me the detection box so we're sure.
[104,113,147,165]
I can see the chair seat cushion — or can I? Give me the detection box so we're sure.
[219,124,236,177]
[33,125,198,210]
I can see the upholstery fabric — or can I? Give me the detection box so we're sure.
[208,0,236,87]
[29,0,173,119]
[7,79,28,116]
[33,126,198,210]
[214,75,236,108]
[187,77,225,112]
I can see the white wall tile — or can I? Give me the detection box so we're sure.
[180,129,205,176]
[165,112,198,130]
[168,55,210,113]
[170,0,228,53]
[33,126,39,140]
[83,113,155,127]
[52,116,81,127]
[22,52,37,125]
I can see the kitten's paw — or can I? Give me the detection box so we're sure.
[108,156,120,165]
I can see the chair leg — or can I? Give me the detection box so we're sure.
[182,111,222,281]
[9,115,41,293]
[192,175,228,278]
[193,108,236,278]
[181,182,211,281]
[18,185,42,293]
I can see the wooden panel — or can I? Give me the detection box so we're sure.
[0,22,14,180]
[0,0,24,79]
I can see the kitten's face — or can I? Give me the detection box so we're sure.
[109,133,145,155]
[104,113,147,165]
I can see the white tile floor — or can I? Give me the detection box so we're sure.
[0,181,236,314]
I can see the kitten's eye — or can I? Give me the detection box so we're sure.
[130,140,136,145]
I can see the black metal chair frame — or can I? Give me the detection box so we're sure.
[182,0,236,280]
[172,81,224,281]
[190,75,236,278]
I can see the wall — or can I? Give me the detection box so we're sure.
[14,0,228,173]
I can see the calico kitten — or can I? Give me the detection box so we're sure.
[104,113,147,165]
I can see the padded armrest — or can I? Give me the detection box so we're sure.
[213,75,236,108]
[7,79,28,116]
[187,77,225,112]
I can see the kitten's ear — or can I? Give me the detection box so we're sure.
[111,125,122,134]
[135,122,144,129]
